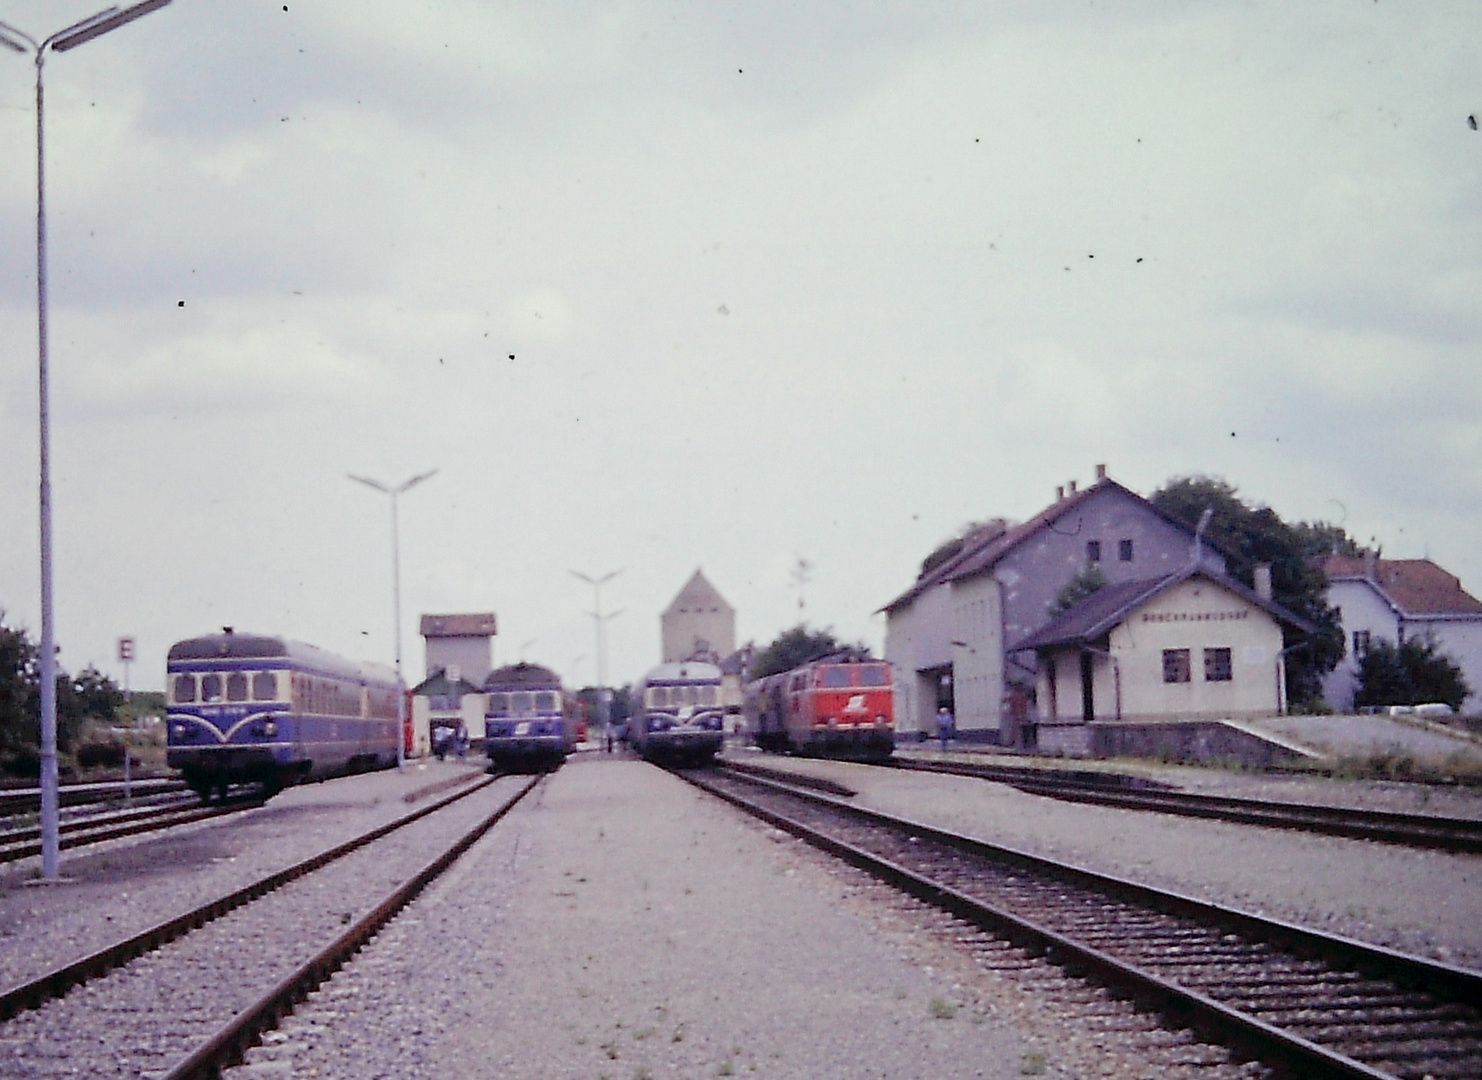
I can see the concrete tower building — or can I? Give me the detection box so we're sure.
[662,570,735,663]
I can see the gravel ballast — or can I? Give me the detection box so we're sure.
[0,760,486,990]
[232,755,1039,1080]
[730,749,1482,968]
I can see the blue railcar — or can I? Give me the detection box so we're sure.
[630,660,724,765]
[482,662,578,772]
[166,630,400,800]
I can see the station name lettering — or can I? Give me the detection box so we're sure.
[1140,610,1249,623]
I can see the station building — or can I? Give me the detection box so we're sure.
[420,613,498,686]
[1320,554,1482,714]
[1010,566,1312,756]
[882,466,1227,746]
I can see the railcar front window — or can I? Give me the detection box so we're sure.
[173,674,196,703]
[699,685,717,706]
[226,673,249,702]
[251,672,277,700]
[822,668,852,688]
[488,693,509,712]
[859,666,889,687]
[512,692,533,714]
[679,685,696,705]
[535,691,556,711]
[650,687,668,708]
[201,674,223,703]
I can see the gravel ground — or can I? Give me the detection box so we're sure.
[230,755,1043,1080]
[0,760,486,990]
[726,749,1482,968]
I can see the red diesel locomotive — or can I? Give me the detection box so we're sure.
[744,653,894,761]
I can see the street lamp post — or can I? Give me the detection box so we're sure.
[570,568,622,730]
[349,470,437,770]
[1,0,174,882]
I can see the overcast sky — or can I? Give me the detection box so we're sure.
[1,0,1478,692]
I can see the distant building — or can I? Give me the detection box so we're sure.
[420,613,498,686]
[1011,567,1311,755]
[1320,554,1482,714]
[662,570,736,664]
[409,668,487,755]
[882,466,1228,746]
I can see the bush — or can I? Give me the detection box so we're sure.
[75,742,126,769]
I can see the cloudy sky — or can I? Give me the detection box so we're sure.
[1,0,1478,692]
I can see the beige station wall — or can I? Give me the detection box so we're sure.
[1110,578,1286,720]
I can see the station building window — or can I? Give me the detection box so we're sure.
[1353,630,1371,658]
[1119,539,1134,562]
[1086,540,1102,563]
[1162,649,1191,684]
[1204,648,1233,682]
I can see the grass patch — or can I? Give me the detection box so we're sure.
[1021,1050,1048,1074]
[929,997,957,1020]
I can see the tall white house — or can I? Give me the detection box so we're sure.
[662,570,736,664]
[1321,554,1482,714]
[421,612,498,685]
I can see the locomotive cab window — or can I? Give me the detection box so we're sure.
[512,692,533,714]
[173,674,197,703]
[252,672,277,701]
[488,693,509,712]
[859,665,889,687]
[201,674,223,703]
[226,673,249,702]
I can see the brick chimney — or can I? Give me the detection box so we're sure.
[1068,479,1078,495]
[1056,485,1065,501]
[1095,463,1107,482]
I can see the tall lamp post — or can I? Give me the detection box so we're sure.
[570,568,622,729]
[349,470,437,770]
[0,0,174,882]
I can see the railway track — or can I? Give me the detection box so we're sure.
[688,764,1482,1080]
[0,791,264,864]
[0,777,186,816]
[888,756,1482,852]
[0,772,537,1079]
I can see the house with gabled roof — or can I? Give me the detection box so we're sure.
[882,465,1228,746]
[662,569,736,664]
[1010,566,1313,755]
[1320,554,1482,714]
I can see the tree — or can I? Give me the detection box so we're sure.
[1354,637,1471,712]
[1150,476,1347,708]
[918,519,1012,581]
[1048,564,1107,620]
[0,611,124,762]
[750,625,868,680]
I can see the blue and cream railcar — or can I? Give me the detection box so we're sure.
[482,662,578,772]
[630,660,724,765]
[166,630,400,800]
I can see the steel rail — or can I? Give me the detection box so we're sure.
[0,773,499,1021]
[0,792,253,855]
[688,765,1482,1080]
[891,757,1482,853]
[0,777,184,814]
[158,774,540,1080]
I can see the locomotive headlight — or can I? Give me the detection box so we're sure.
[170,722,189,739]
[261,720,278,738]
[875,714,888,726]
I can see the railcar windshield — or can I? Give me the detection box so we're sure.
[227,673,249,702]
[252,672,278,700]
[487,692,509,712]
[820,667,853,688]
[535,691,558,711]
[173,674,196,704]
[201,674,223,703]
[511,692,533,714]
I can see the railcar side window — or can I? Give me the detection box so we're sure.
[535,692,556,711]
[512,692,533,713]
[822,668,853,688]
[173,674,197,703]
[859,665,889,686]
[251,672,277,700]
[678,685,695,705]
[201,674,223,703]
[650,687,668,708]
[226,673,249,702]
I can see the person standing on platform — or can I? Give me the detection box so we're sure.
[936,706,954,750]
